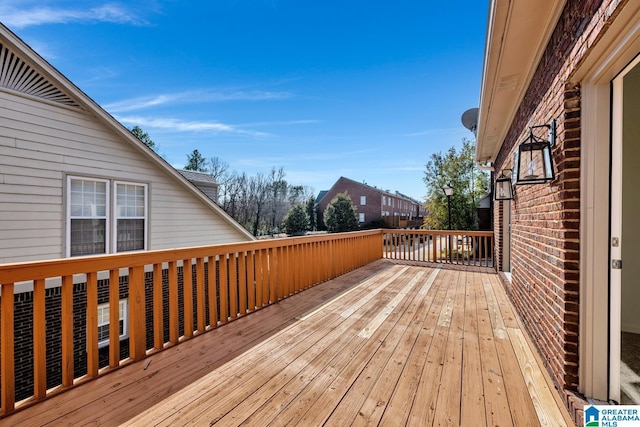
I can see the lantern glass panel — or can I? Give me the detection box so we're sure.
[515,140,554,184]
[494,177,513,200]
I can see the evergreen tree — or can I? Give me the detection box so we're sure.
[184,149,208,172]
[324,192,359,233]
[306,196,317,231]
[283,204,309,236]
[130,126,156,151]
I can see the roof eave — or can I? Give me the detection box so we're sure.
[0,23,255,241]
[476,0,566,163]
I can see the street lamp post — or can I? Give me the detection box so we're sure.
[442,183,453,262]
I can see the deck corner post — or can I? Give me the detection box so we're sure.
[129,265,147,361]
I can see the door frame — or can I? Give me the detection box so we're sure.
[577,4,640,401]
[609,54,640,403]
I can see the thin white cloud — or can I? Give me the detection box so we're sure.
[84,66,120,83]
[116,115,270,137]
[104,89,293,113]
[241,119,321,127]
[0,2,147,28]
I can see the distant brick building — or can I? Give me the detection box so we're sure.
[316,177,426,229]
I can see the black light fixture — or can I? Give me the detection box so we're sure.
[513,119,556,185]
[494,169,514,201]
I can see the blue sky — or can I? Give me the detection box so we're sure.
[1,0,488,200]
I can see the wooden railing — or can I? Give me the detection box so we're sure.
[382,229,494,267]
[0,228,495,417]
[0,230,382,416]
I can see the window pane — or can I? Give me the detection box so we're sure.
[117,219,144,252]
[70,179,107,217]
[70,219,106,256]
[97,306,109,325]
[117,184,145,217]
[98,324,110,342]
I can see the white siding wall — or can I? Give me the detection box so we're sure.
[0,90,249,263]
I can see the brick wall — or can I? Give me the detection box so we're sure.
[317,177,423,229]
[491,0,625,418]
[317,177,383,228]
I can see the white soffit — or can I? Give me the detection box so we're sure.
[476,0,566,163]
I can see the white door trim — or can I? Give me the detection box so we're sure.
[578,3,640,401]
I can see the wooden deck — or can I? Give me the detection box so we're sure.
[3,260,573,426]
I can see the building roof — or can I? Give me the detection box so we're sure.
[178,169,219,186]
[316,190,329,204]
[0,23,254,241]
[320,176,422,204]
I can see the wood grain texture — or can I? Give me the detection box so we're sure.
[1,261,572,426]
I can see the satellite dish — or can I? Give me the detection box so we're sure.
[461,108,479,133]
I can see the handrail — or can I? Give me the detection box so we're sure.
[0,230,382,416]
[0,227,494,417]
[382,229,494,267]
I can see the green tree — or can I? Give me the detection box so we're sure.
[324,192,359,233]
[184,149,208,172]
[130,126,156,151]
[422,138,489,230]
[283,204,309,236]
[306,196,317,231]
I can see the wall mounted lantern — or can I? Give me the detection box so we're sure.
[513,119,556,185]
[494,169,514,201]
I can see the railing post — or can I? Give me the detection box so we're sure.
[229,254,238,318]
[153,263,164,350]
[1,283,15,414]
[33,278,46,399]
[86,272,99,377]
[247,251,256,311]
[183,259,194,337]
[238,252,247,316]
[196,257,206,332]
[219,255,229,322]
[109,269,120,368]
[61,275,74,387]
[207,256,219,328]
[168,261,179,343]
[129,265,146,361]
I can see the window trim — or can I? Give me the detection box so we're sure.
[97,299,129,348]
[114,181,148,253]
[66,176,110,257]
[360,195,366,206]
[66,176,148,257]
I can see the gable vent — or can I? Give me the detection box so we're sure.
[0,42,81,108]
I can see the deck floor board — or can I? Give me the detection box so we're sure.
[2,260,572,427]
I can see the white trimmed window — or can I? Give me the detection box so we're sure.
[359,213,365,223]
[97,299,129,348]
[67,177,147,257]
[360,195,366,206]
[69,178,109,256]
[115,182,147,252]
